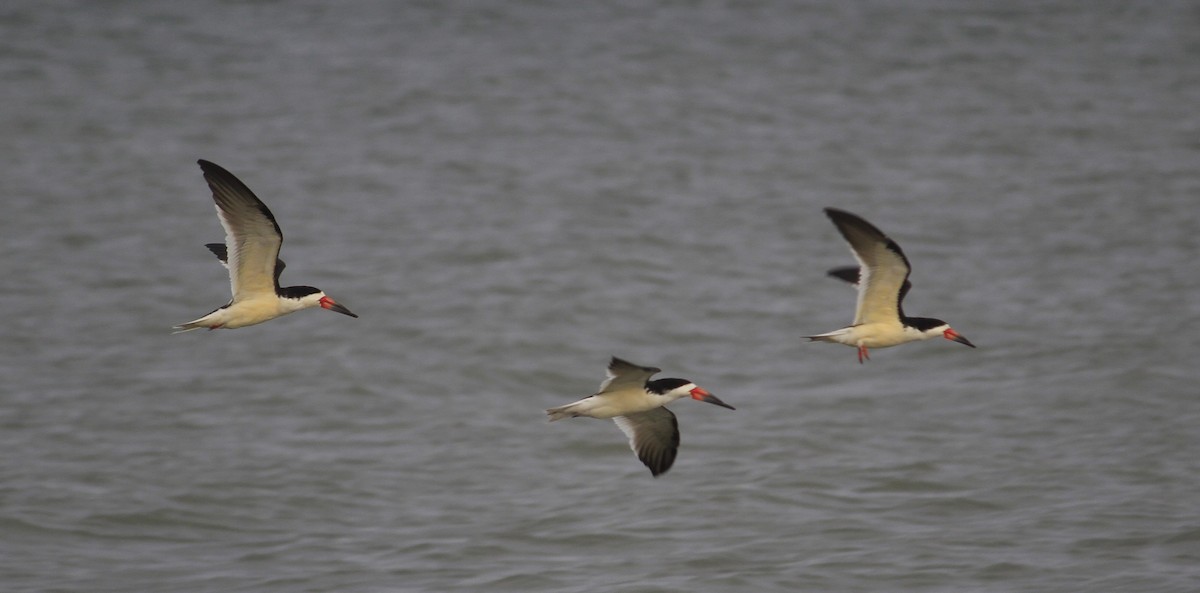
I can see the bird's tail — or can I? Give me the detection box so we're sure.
[804,328,851,343]
[172,307,223,334]
[171,322,205,334]
[545,401,585,422]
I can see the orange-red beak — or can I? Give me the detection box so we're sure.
[690,387,735,410]
[319,296,358,318]
[943,328,974,348]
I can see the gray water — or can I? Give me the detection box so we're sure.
[2,1,1199,591]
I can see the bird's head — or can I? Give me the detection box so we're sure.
[278,286,358,318]
[647,378,735,410]
[907,317,974,348]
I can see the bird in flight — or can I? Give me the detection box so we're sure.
[546,357,734,477]
[174,160,357,332]
[806,208,974,362]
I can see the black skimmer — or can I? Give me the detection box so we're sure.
[546,357,734,477]
[806,208,974,363]
[173,160,358,332]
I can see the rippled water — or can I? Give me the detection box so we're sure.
[2,1,1199,591]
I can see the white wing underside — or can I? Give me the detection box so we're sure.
[218,206,281,301]
[831,213,911,326]
[202,163,284,302]
[852,250,908,325]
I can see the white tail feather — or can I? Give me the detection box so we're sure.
[546,398,593,421]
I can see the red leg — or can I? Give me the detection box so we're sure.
[857,345,869,364]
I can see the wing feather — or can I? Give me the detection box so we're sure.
[198,160,284,300]
[613,408,679,477]
[205,242,286,284]
[824,209,912,325]
[825,265,913,319]
[597,357,660,394]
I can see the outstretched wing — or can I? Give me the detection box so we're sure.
[613,407,680,477]
[198,160,284,299]
[597,356,661,394]
[205,243,286,287]
[824,208,913,326]
[825,265,912,319]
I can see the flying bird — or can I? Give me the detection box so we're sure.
[546,357,734,477]
[806,208,974,363]
[173,160,357,332]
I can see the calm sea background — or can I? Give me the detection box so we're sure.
[2,1,1198,592]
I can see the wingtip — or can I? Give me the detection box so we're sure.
[823,207,864,226]
[205,243,227,261]
[643,452,674,477]
[196,159,228,182]
[608,356,661,374]
[824,207,861,223]
[826,266,860,284]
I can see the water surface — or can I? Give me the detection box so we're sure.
[2,2,1198,592]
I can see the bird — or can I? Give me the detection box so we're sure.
[806,208,974,363]
[546,357,734,477]
[173,159,358,332]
